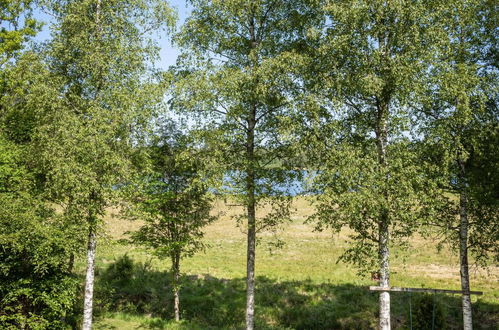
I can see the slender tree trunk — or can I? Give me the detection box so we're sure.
[376,100,390,330]
[246,204,256,330]
[82,3,101,328]
[172,253,181,322]
[67,253,75,273]
[245,103,257,330]
[82,225,97,330]
[458,159,473,329]
[379,217,390,330]
[245,14,258,330]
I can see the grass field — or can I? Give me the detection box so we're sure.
[84,197,498,329]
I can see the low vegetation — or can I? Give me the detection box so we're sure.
[86,198,498,329]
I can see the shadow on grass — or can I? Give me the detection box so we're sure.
[93,256,498,330]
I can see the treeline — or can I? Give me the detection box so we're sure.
[0,1,497,330]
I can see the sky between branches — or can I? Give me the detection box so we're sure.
[31,0,191,70]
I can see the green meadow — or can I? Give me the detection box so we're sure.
[74,198,499,329]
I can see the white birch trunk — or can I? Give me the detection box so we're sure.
[172,253,180,322]
[245,15,258,330]
[82,228,97,330]
[379,225,391,330]
[246,218,256,330]
[459,192,473,330]
[376,100,390,330]
[173,288,180,322]
[82,3,101,326]
[245,119,257,330]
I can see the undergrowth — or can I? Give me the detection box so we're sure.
[93,255,498,329]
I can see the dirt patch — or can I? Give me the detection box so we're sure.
[397,264,499,281]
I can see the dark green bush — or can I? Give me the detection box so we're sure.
[97,255,167,316]
[0,197,80,329]
[413,294,446,330]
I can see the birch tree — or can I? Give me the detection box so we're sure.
[172,1,320,328]
[37,1,174,328]
[126,128,215,322]
[306,1,440,328]
[419,1,498,328]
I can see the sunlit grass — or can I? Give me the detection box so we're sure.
[82,197,498,329]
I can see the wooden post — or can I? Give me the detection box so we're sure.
[369,286,483,295]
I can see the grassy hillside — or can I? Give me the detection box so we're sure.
[85,197,498,329]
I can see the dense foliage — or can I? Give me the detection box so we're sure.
[0,2,80,327]
[125,129,215,320]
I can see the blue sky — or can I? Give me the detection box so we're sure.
[32,0,191,70]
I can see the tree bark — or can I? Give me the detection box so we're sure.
[67,253,75,273]
[172,252,181,322]
[246,212,256,330]
[376,100,390,330]
[245,14,258,330]
[82,226,97,330]
[454,25,473,328]
[378,218,390,330]
[82,3,102,328]
[245,103,257,330]
[458,162,473,329]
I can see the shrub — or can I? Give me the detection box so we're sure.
[413,294,446,330]
[0,198,80,329]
